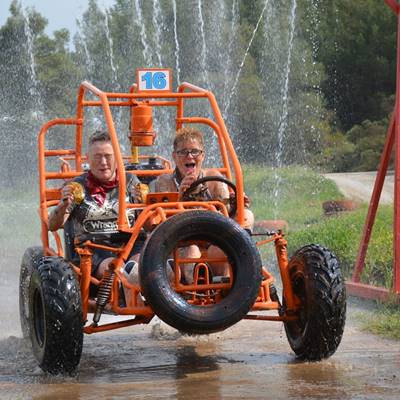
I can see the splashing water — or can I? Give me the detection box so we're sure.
[272,0,297,218]
[77,19,93,79]
[230,0,239,42]
[103,9,124,134]
[332,3,340,130]
[152,0,164,67]
[104,10,119,89]
[150,0,173,145]
[172,0,181,85]
[197,0,209,87]
[22,8,43,117]
[134,0,152,65]
[75,18,104,131]
[303,0,323,158]
[222,0,239,111]
[223,0,270,119]
[276,0,297,168]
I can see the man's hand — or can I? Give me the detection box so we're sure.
[59,184,74,212]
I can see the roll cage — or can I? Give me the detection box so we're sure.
[38,74,246,264]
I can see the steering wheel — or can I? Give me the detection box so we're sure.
[181,175,237,218]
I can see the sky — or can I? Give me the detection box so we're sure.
[0,0,115,37]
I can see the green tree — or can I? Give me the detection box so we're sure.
[310,0,396,130]
[0,1,82,181]
[36,29,83,117]
[0,0,46,116]
[73,0,115,90]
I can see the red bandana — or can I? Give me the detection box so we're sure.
[85,171,119,206]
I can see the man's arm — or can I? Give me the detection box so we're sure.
[48,204,70,231]
[48,185,74,231]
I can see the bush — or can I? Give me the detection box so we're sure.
[346,118,390,172]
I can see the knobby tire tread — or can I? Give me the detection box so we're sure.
[29,257,83,374]
[284,244,346,360]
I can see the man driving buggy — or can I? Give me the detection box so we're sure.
[48,130,143,280]
[152,126,254,282]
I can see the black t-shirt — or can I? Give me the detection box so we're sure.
[68,172,140,242]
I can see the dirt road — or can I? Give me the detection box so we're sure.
[324,171,394,204]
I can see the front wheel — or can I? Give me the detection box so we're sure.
[284,244,346,360]
[140,210,262,334]
[29,257,83,374]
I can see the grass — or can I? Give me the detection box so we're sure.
[358,302,400,340]
[244,164,399,340]
[244,165,342,230]
[287,205,393,287]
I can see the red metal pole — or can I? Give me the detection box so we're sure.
[385,0,399,13]
[352,116,395,282]
[394,3,400,294]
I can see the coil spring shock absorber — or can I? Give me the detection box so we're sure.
[93,269,115,324]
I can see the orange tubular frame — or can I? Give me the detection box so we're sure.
[38,76,297,333]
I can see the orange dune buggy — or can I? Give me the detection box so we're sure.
[19,68,346,374]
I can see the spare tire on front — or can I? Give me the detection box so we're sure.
[140,210,262,334]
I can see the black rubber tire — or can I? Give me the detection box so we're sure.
[19,246,44,339]
[140,210,262,334]
[284,244,346,360]
[29,256,83,374]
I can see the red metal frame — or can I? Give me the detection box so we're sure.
[347,0,400,301]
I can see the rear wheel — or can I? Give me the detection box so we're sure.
[140,210,262,334]
[284,244,346,360]
[19,246,43,339]
[29,257,83,374]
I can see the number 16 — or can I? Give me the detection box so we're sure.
[141,71,167,90]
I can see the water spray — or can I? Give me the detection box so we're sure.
[223,0,270,118]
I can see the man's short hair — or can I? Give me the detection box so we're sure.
[89,130,111,146]
[173,127,204,150]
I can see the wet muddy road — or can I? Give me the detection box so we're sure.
[1,290,399,400]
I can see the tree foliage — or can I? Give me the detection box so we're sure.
[307,0,396,129]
